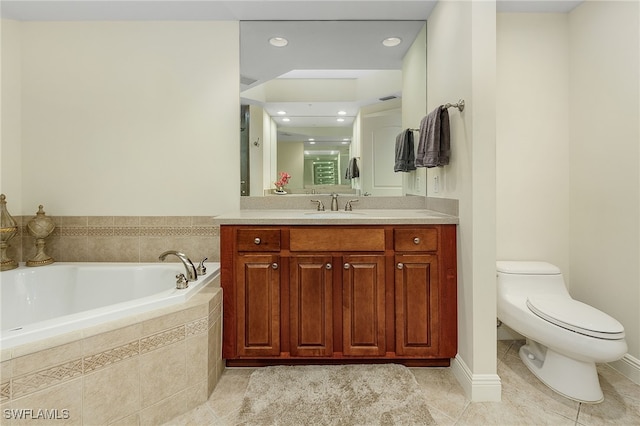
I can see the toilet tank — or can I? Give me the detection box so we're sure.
[497,261,570,298]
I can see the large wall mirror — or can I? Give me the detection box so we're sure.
[240,20,427,197]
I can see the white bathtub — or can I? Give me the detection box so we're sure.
[0,261,220,350]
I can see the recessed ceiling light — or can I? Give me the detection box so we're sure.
[269,37,288,47]
[342,141,349,145]
[382,37,402,47]
[338,111,347,115]
[308,138,315,141]
[277,111,287,115]
[282,117,290,122]
[337,118,345,122]
[343,138,350,141]
[309,141,316,145]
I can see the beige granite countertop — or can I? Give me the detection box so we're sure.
[213,209,459,225]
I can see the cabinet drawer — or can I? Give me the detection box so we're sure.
[394,228,438,252]
[290,228,385,252]
[237,229,281,251]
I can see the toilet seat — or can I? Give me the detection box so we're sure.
[527,296,625,340]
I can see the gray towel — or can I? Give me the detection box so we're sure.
[345,157,360,179]
[415,106,450,168]
[394,129,416,172]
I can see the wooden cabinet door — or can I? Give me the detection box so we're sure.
[342,255,386,356]
[290,255,333,357]
[395,253,440,356]
[236,254,281,357]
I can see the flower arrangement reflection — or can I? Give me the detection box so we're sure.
[274,172,291,194]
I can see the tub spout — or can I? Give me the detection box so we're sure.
[158,250,198,282]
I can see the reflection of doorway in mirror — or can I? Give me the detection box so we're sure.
[361,107,403,196]
[240,105,250,196]
[312,160,337,185]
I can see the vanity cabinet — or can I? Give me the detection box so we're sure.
[341,254,386,356]
[221,224,457,366]
[289,255,333,357]
[235,253,281,357]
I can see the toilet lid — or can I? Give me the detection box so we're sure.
[527,296,625,340]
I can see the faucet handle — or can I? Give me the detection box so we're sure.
[310,199,325,211]
[345,199,359,211]
[175,273,189,290]
[197,257,208,276]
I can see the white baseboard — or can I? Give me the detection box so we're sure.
[609,353,640,386]
[451,354,502,401]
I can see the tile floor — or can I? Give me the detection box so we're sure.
[166,340,640,425]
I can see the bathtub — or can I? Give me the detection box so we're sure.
[0,261,220,350]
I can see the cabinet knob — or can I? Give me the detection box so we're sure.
[397,263,404,269]
[343,263,350,269]
[325,263,332,270]
[254,237,261,245]
[271,263,278,270]
[413,237,421,245]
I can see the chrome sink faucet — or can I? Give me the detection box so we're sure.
[344,199,359,211]
[330,193,339,211]
[311,199,325,211]
[159,250,198,289]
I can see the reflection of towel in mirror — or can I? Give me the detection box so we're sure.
[345,157,360,179]
[394,129,416,172]
[415,106,450,168]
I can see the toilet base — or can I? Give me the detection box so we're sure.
[519,340,604,403]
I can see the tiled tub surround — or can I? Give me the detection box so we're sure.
[5,215,219,265]
[0,277,224,425]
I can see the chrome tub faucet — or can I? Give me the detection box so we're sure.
[159,250,198,289]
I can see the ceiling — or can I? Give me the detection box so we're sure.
[0,1,438,21]
[1,1,584,22]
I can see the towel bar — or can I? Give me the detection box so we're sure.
[442,99,465,112]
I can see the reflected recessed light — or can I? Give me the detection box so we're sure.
[342,141,349,145]
[382,37,402,47]
[277,111,287,115]
[308,138,315,141]
[338,110,347,115]
[309,141,316,145]
[282,117,290,122]
[336,118,345,122]
[269,37,288,47]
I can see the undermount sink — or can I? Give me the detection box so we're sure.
[303,211,367,218]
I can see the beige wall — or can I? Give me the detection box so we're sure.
[496,2,639,378]
[427,0,499,401]
[2,21,239,216]
[276,140,304,189]
[1,19,23,209]
[568,1,639,374]
[402,22,427,196]
[496,14,571,277]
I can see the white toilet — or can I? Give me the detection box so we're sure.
[496,261,627,403]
